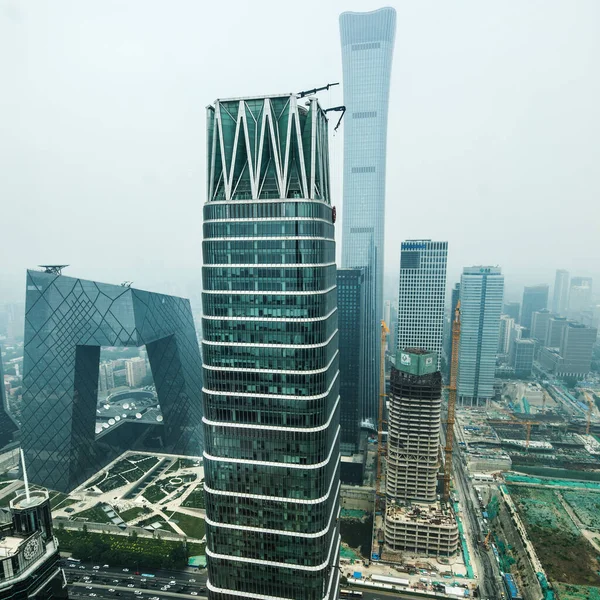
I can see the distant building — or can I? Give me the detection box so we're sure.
[125,357,146,388]
[546,316,569,348]
[568,277,593,319]
[458,267,504,405]
[530,309,552,343]
[384,349,458,556]
[503,301,520,323]
[539,322,597,378]
[445,283,461,368]
[552,269,570,315]
[396,240,448,369]
[498,315,515,356]
[512,339,535,377]
[337,268,364,453]
[0,484,67,598]
[521,285,549,331]
[0,350,19,449]
[98,361,115,393]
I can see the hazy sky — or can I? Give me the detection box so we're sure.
[1,0,599,306]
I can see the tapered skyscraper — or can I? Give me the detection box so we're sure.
[202,94,340,600]
[340,7,396,424]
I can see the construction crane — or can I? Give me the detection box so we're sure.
[583,391,596,435]
[376,320,390,497]
[443,301,460,502]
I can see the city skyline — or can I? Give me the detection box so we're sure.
[1,0,599,305]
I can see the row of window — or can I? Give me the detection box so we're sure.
[203,220,334,239]
[203,200,332,221]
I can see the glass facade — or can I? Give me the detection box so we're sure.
[520,284,549,331]
[202,94,340,600]
[397,240,448,370]
[21,270,203,492]
[336,269,363,453]
[339,8,396,424]
[458,267,505,405]
[0,352,18,449]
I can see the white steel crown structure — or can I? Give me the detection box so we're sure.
[202,94,340,600]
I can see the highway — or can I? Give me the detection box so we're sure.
[64,562,207,600]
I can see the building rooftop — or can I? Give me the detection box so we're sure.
[0,535,24,558]
[386,502,456,527]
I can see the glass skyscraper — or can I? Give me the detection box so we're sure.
[202,94,340,600]
[520,284,549,331]
[21,270,203,492]
[396,240,448,370]
[340,7,396,424]
[458,267,505,405]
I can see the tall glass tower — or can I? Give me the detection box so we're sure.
[340,7,396,424]
[202,94,340,600]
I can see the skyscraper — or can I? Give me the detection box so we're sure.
[552,269,570,315]
[202,94,340,600]
[396,240,448,369]
[458,267,505,405]
[503,301,520,322]
[125,356,147,387]
[0,349,19,449]
[340,7,396,424]
[530,309,552,343]
[521,284,549,331]
[337,268,364,453]
[21,270,203,492]
[568,276,593,318]
[498,315,514,356]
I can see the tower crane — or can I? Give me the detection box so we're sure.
[376,320,390,497]
[443,301,460,502]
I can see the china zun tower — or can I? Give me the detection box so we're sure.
[201,94,341,600]
[340,7,396,423]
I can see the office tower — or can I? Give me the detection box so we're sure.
[552,269,570,315]
[202,94,340,600]
[546,316,569,348]
[511,339,534,377]
[0,477,68,598]
[384,349,458,556]
[21,270,203,492]
[559,323,597,376]
[530,309,552,343]
[445,283,461,366]
[337,269,364,454]
[498,315,514,356]
[340,7,396,424]
[0,350,19,449]
[396,240,448,370]
[98,361,115,393]
[569,277,593,318]
[521,285,549,331]
[125,356,147,387]
[503,301,520,322]
[458,267,505,405]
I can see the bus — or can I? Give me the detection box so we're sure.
[340,590,363,598]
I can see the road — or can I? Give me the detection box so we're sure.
[451,449,502,600]
[64,561,207,600]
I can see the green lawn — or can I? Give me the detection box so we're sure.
[119,506,149,522]
[167,511,206,539]
[142,483,167,504]
[73,505,114,524]
[181,485,205,509]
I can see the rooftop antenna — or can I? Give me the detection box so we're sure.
[20,448,31,502]
[39,265,69,275]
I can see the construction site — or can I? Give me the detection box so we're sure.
[339,305,600,600]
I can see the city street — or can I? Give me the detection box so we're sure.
[64,562,207,600]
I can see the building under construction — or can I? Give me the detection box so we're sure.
[384,348,458,556]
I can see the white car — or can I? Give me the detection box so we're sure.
[123,568,129,572]
[189,579,196,583]
[103,564,109,568]
[127,584,135,588]
[161,587,168,591]
[169,581,176,585]
[86,586,93,590]
[108,590,115,593]
[79,566,86,570]
[134,593,142,596]
[93,566,100,570]
[190,593,198,597]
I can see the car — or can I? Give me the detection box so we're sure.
[103,564,110,568]
[134,592,142,596]
[93,566,100,570]
[127,584,135,588]
[122,568,129,572]
[190,593,198,597]
[169,581,176,585]
[89,595,97,598]
[108,590,115,593]
[149,597,160,600]
[86,586,93,590]
[161,587,168,591]
[68,564,76,568]
[189,579,195,583]
[112,579,120,583]
[79,566,86,570]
